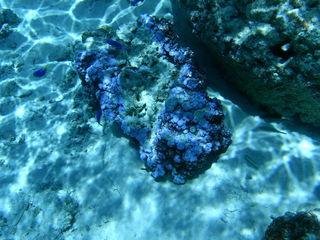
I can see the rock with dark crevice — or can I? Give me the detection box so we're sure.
[178,0,320,126]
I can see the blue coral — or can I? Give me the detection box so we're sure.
[75,15,231,184]
[142,87,231,184]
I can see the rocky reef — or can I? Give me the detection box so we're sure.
[263,210,320,240]
[178,0,320,126]
[0,8,21,39]
[74,15,231,184]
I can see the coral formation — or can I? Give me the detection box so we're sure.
[179,0,320,126]
[263,210,320,240]
[74,15,231,184]
[0,8,21,39]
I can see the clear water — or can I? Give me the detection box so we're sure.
[0,0,319,239]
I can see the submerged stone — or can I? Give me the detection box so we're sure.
[74,15,231,184]
[179,0,320,126]
[263,210,320,240]
[0,8,22,39]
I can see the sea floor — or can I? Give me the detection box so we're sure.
[0,0,320,240]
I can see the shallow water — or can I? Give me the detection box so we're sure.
[0,0,319,239]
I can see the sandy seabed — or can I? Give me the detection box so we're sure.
[0,0,319,239]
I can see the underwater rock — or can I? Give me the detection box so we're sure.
[74,15,231,184]
[263,210,320,240]
[0,8,22,39]
[178,0,320,126]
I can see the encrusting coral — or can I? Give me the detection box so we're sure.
[74,15,231,184]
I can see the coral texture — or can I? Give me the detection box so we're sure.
[179,0,320,126]
[0,8,21,38]
[263,210,320,240]
[74,15,231,184]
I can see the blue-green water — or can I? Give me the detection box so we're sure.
[0,0,319,239]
